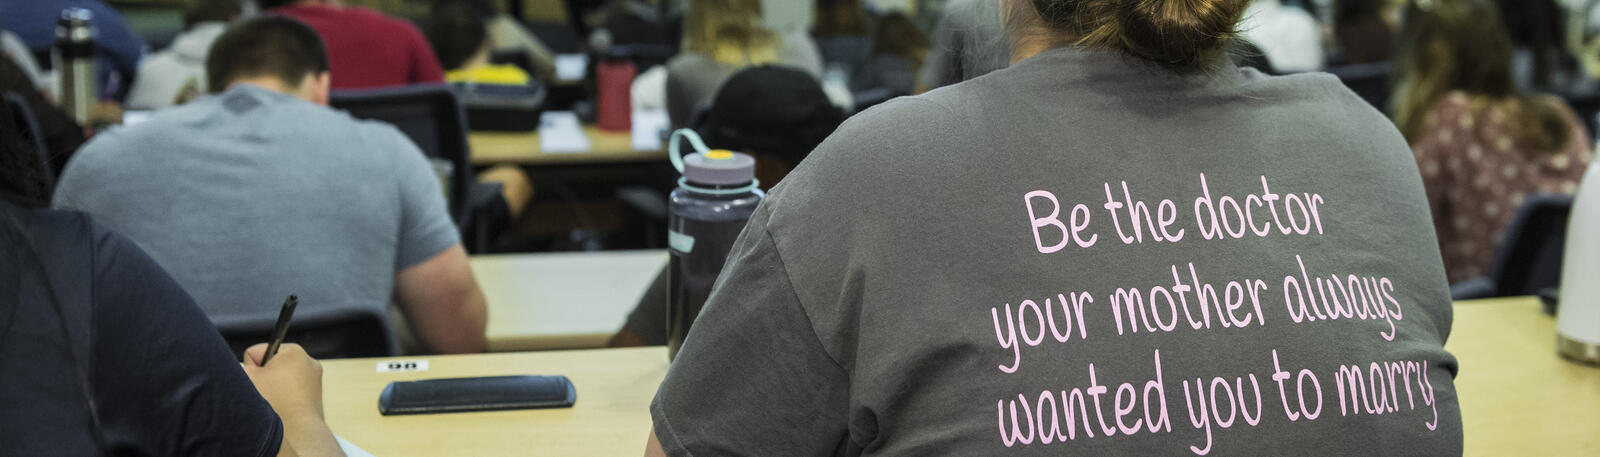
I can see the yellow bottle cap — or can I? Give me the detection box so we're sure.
[705,149,734,160]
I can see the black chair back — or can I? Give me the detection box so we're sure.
[1487,194,1573,297]
[216,306,395,361]
[1327,61,1395,114]
[3,91,54,194]
[330,85,473,225]
[1563,93,1600,140]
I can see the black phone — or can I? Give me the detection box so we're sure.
[378,375,577,415]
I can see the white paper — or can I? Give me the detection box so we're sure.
[631,109,669,151]
[539,111,591,154]
[554,53,588,82]
[374,359,429,373]
[337,436,377,457]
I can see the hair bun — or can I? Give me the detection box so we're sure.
[1114,0,1245,70]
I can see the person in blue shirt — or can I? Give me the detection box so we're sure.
[0,0,146,101]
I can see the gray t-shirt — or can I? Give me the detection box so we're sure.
[652,47,1462,455]
[54,84,459,328]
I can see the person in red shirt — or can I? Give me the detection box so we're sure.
[261,0,444,89]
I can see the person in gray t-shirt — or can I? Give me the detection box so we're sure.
[53,17,488,355]
[646,0,1461,455]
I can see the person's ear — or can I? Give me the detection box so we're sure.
[307,71,332,106]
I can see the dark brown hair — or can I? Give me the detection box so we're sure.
[1393,0,1570,154]
[1018,0,1248,72]
[871,13,929,69]
[813,0,871,37]
[205,16,330,92]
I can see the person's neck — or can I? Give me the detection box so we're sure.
[1011,39,1057,65]
[230,78,307,101]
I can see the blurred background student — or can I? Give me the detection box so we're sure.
[851,12,928,98]
[261,0,445,89]
[1332,0,1394,65]
[611,64,844,348]
[1,87,341,457]
[665,0,822,129]
[917,0,1009,92]
[126,0,242,110]
[1,52,84,184]
[1239,0,1325,73]
[1395,0,1594,285]
[427,0,534,86]
[0,0,145,102]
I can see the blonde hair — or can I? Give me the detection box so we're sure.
[682,0,779,67]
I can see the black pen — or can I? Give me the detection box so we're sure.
[262,295,298,365]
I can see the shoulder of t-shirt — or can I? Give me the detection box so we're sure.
[1257,69,1410,150]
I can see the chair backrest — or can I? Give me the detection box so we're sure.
[3,91,53,194]
[1488,194,1573,297]
[1562,93,1600,140]
[215,306,395,361]
[1327,61,1395,114]
[330,84,472,225]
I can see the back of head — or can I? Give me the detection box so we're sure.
[683,0,779,67]
[813,0,872,37]
[183,0,242,29]
[1394,0,1569,153]
[426,1,491,71]
[871,12,929,63]
[255,0,301,11]
[1013,0,1248,72]
[699,65,845,169]
[205,16,329,92]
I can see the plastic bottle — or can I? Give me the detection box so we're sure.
[665,129,763,360]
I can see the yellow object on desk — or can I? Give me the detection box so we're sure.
[1449,296,1600,456]
[323,347,667,457]
[470,127,666,166]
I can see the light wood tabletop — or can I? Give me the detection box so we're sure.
[323,347,667,457]
[324,297,1599,456]
[469,127,666,166]
[1449,296,1600,456]
[470,250,666,352]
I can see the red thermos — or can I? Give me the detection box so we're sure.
[596,59,635,132]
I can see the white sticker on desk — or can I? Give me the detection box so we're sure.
[376,360,429,373]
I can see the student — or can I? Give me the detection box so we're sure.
[0,0,145,101]
[812,0,874,79]
[1395,0,1594,284]
[853,12,928,97]
[646,0,1462,454]
[262,0,445,90]
[611,65,845,348]
[1239,0,1325,72]
[126,0,242,110]
[53,17,488,355]
[918,0,1009,92]
[0,92,340,456]
[664,0,822,128]
[1332,0,1392,65]
[426,1,533,86]
[1498,0,1592,95]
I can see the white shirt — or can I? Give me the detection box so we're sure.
[125,22,227,110]
[1239,0,1325,73]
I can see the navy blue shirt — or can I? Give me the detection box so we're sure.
[0,202,281,456]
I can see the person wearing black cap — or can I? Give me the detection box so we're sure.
[611,65,844,348]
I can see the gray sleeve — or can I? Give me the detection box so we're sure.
[388,129,460,271]
[650,206,853,456]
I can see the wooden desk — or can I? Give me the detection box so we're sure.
[469,127,666,166]
[329,297,1600,456]
[1450,296,1600,456]
[471,250,666,352]
[324,347,666,457]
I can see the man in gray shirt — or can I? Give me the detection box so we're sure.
[53,17,488,354]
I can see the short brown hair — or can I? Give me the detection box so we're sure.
[205,16,330,91]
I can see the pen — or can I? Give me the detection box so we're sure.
[262,295,298,365]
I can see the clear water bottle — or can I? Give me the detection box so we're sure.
[665,129,764,360]
[54,7,96,125]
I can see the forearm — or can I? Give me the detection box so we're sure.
[280,413,345,457]
[411,284,489,354]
